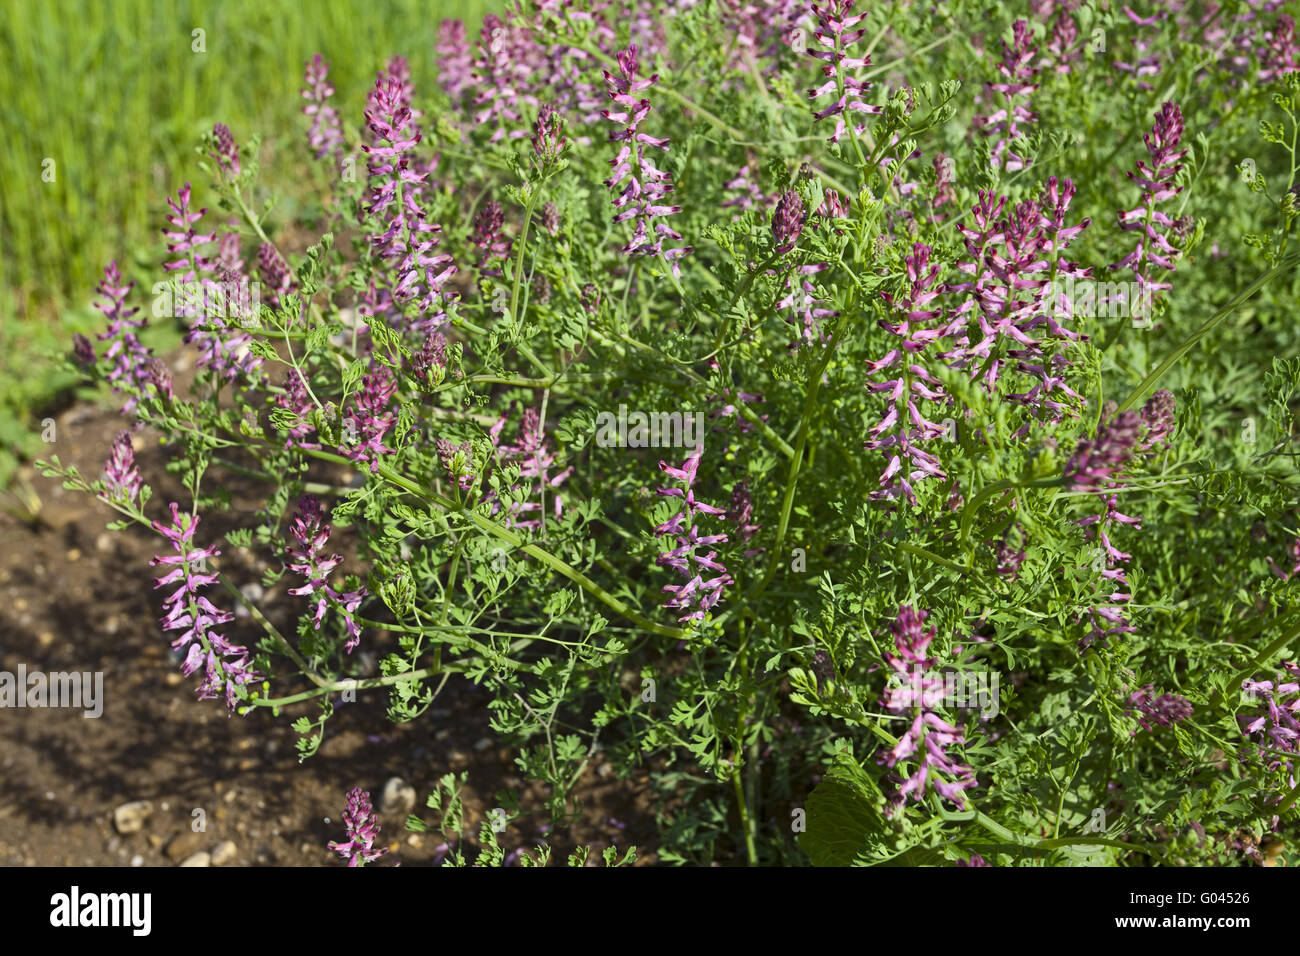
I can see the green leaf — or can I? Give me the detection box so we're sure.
[800,752,891,867]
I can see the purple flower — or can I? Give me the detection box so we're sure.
[1046,9,1081,73]
[472,14,542,143]
[436,20,476,105]
[972,20,1039,172]
[538,201,561,235]
[145,357,174,401]
[329,787,389,867]
[995,530,1026,580]
[1111,102,1187,310]
[150,503,258,711]
[1260,14,1299,82]
[164,185,259,380]
[102,431,142,504]
[216,229,245,275]
[93,261,152,414]
[1127,685,1193,734]
[805,0,881,145]
[340,367,397,474]
[722,163,772,215]
[210,123,239,179]
[436,438,477,492]
[162,184,215,294]
[877,605,978,812]
[302,54,344,161]
[778,262,838,343]
[471,200,511,273]
[361,74,457,331]
[532,102,566,164]
[865,242,949,503]
[1240,662,1300,794]
[771,189,806,255]
[72,333,95,368]
[412,331,448,387]
[602,44,691,275]
[943,181,1090,428]
[275,368,318,449]
[1064,411,1142,493]
[654,447,732,623]
[717,0,805,73]
[286,495,367,653]
[1113,5,1166,88]
[1077,495,1142,650]
[257,242,294,309]
[1139,389,1176,449]
[724,480,762,550]
[488,405,574,530]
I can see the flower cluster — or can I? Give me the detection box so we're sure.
[93,261,152,414]
[210,122,240,179]
[302,54,344,161]
[1259,14,1299,83]
[101,431,142,505]
[878,605,978,812]
[1064,410,1143,493]
[654,447,732,623]
[1069,392,1175,649]
[436,438,478,492]
[361,71,456,331]
[340,367,397,474]
[163,182,261,381]
[1127,685,1193,734]
[470,200,511,273]
[1113,5,1167,90]
[1111,102,1187,309]
[865,242,948,503]
[436,20,476,106]
[771,189,806,255]
[471,14,543,143]
[328,787,389,867]
[150,503,258,711]
[973,20,1039,172]
[489,405,574,531]
[602,44,691,274]
[943,178,1091,431]
[1240,663,1300,793]
[257,242,294,309]
[805,0,880,145]
[532,102,566,166]
[286,495,367,653]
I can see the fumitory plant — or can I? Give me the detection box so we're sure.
[38,0,1300,866]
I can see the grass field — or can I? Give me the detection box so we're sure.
[0,0,492,486]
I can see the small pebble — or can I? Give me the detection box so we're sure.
[165,831,206,862]
[211,840,237,866]
[130,855,144,867]
[380,777,416,816]
[113,800,153,835]
[179,851,210,867]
